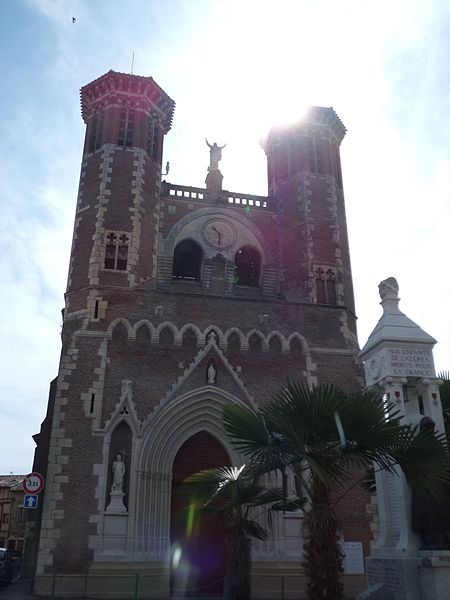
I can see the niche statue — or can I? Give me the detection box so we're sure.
[111,454,125,493]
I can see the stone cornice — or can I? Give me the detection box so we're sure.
[80,70,175,132]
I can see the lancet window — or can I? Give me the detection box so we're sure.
[315,266,337,304]
[105,232,129,271]
[118,107,135,147]
[90,111,103,152]
[234,246,261,287]
[147,114,159,161]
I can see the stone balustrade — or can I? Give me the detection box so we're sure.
[161,181,272,210]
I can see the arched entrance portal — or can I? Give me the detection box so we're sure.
[171,431,230,596]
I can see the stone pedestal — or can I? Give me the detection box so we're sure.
[205,168,223,192]
[366,556,421,600]
[419,552,450,600]
[106,490,127,513]
[102,513,129,556]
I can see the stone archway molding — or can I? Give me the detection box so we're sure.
[133,387,246,560]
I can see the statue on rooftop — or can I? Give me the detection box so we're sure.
[206,139,226,170]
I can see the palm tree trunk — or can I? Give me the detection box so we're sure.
[303,477,345,600]
[225,529,251,600]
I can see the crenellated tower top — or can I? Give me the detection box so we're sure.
[261,106,346,153]
[80,70,175,131]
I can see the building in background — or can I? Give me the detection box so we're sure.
[0,476,26,552]
[30,70,369,597]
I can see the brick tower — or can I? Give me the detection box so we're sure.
[32,71,367,597]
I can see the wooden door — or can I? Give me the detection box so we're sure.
[171,431,230,596]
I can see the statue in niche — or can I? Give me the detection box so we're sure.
[206,139,226,170]
[207,361,217,384]
[111,454,126,493]
[411,416,450,549]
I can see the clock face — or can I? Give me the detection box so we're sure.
[203,220,236,249]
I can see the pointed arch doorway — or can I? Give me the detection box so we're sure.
[170,431,230,596]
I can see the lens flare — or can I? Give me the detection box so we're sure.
[186,503,196,537]
[171,544,182,569]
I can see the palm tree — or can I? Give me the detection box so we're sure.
[438,371,450,432]
[182,464,302,600]
[222,383,450,600]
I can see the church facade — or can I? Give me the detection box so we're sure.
[32,70,369,596]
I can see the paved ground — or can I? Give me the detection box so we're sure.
[0,580,33,599]
[0,580,359,599]
[0,580,71,600]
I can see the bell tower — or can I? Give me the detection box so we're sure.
[67,70,175,313]
[262,108,355,329]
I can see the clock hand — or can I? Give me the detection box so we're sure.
[211,226,222,245]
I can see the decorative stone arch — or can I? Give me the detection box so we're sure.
[103,382,141,438]
[179,323,202,347]
[246,328,267,352]
[133,387,245,560]
[286,331,308,352]
[267,330,288,353]
[223,327,246,351]
[172,238,203,281]
[202,325,225,348]
[155,320,179,345]
[133,319,156,343]
[107,317,134,341]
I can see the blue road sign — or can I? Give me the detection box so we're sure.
[24,495,38,509]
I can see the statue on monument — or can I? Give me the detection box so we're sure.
[206,139,226,170]
[111,454,126,492]
[378,277,399,302]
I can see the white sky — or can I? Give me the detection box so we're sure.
[1,0,449,474]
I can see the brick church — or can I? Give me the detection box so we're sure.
[30,70,370,596]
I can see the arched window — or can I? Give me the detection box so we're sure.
[118,107,135,147]
[172,240,203,281]
[89,111,102,152]
[234,246,260,287]
[105,232,129,270]
[147,114,159,161]
[315,266,337,304]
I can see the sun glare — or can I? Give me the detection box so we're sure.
[201,1,337,144]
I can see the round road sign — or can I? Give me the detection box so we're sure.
[23,472,45,495]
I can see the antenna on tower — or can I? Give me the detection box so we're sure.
[131,52,135,75]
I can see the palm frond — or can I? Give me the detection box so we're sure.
[269,383,345,447]
[359,467,376,494]
[247,487,285,507]
[438,371,450,431]
[384,427,450,497]
[271,497,306,512]
[182,466,245,508]
[223,403,293,472]
[239,519,268,541]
